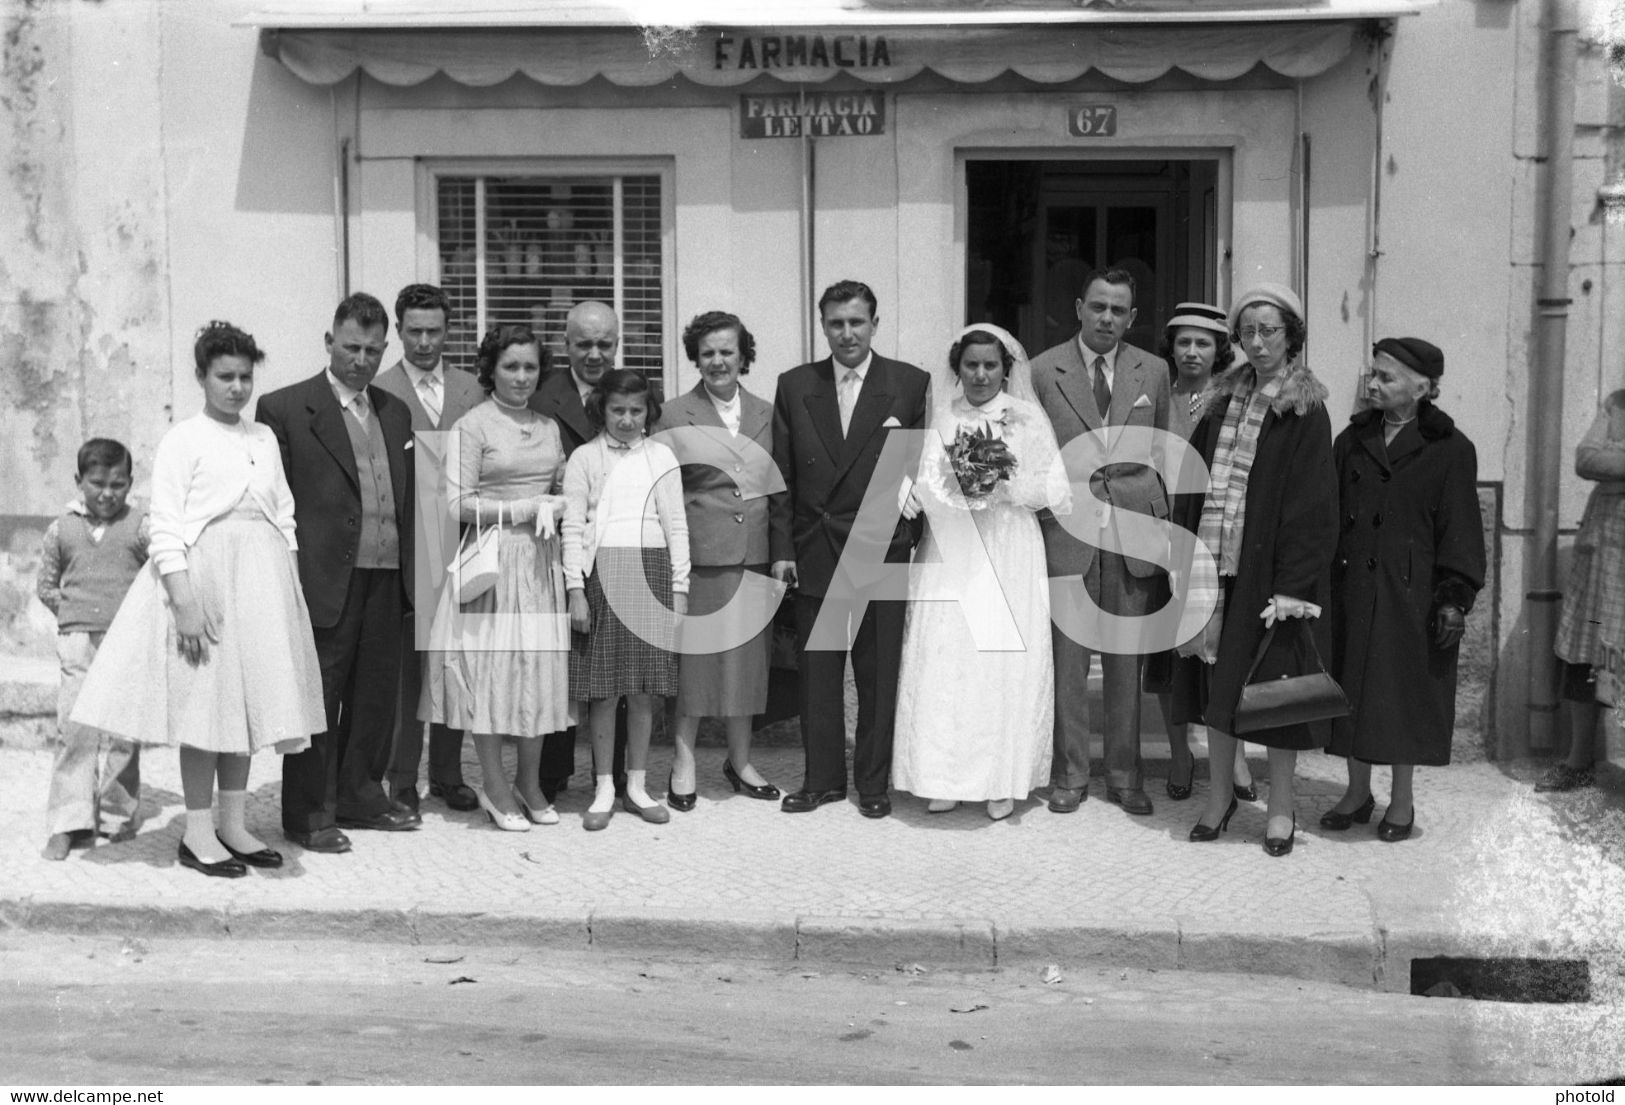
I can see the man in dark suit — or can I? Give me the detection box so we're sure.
[373,283,486,815]
[769,280,930,819]
[257,292,421,854]
[527,300,626,801]
[1030,267,1172,818]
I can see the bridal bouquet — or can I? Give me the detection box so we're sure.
[947,421,1018,505]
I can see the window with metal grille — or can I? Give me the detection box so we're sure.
[436,173,667,400]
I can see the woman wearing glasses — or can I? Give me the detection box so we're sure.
[1172,284,1338,856]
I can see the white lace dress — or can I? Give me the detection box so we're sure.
[893,392,1070,802]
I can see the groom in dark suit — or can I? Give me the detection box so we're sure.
[769,280,930,819]
[1031,267,1172,818]
[258,292,420,853]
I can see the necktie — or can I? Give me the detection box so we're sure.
[839,369,860,435]
[350,390,370,423]
[1092,355,1112,418]
[419,374,442,425]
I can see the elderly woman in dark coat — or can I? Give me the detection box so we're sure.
[1323,338,1484,841]
[1173,284,1339,856]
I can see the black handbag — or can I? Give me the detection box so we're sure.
[1232,621,1351,734]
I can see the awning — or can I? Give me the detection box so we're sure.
[245,1,1429,89]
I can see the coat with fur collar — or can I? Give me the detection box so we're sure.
[1171,360,1339,747]
[1327,402,1484,765]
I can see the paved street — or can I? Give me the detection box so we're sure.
[0,934,1615,1084]
[3,736,1623,1009]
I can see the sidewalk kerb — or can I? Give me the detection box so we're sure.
[1176,917,1379,987]
[992,917,1181,967]
[795,916,996,966]
[590,906,799,958]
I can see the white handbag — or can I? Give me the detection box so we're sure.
[454,500,502,604]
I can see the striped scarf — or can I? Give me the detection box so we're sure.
[1180,367,1285,663]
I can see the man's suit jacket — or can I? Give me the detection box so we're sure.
[256,371,415,629]
[527,369,594,457]
[653,382,779,567]
[769,354,930,599]
[372,360,485,614]
[1030,336,1171,579]
[372,359,485,434]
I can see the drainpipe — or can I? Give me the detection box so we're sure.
[1523,0,1578,755]
[799,85,816,363]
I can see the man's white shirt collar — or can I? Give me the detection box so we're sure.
[403,359,444,389]
[326,370,367,415]
[1077,336,1119,384]
[835,352,873,382]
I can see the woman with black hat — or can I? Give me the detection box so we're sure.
[1323,337,1485,840]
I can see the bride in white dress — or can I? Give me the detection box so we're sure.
[893,324,1070,820]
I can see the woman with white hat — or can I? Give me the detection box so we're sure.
[1172,284,1339,856]
[1147,302,1257,805]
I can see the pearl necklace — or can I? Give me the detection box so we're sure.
[492,392,536,437]
[1383,413,1416,427]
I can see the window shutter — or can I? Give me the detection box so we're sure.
[436,173,665,401]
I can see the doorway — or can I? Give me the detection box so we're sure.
[966,158,1222,358]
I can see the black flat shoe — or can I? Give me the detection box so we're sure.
[781,788,846,813]
[1188,795,1238,842]
[178,841,248,879]
[666,777,697,812]
[217,834,283,869]
[724,760,781,801]
[1165,760,1195,801]
[1264,814,1297,857]
[429,780,479,812]
[1377,811,1415,842]
[1233,782,1259,802]
[1319,793,1376,830]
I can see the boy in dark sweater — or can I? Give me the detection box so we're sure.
[36,438,150,860]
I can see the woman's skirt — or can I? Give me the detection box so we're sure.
[569,545,678,700]
[421,524,573,737]
[673,564,771,718]
[1555,490,1625,669]
[70,504,322,755]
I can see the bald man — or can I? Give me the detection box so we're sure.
[528,300,628,799]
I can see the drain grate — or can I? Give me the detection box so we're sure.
[1410,956,1590,1003]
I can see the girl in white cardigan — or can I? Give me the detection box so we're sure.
[563,369,690,831]
[72,322,325,878]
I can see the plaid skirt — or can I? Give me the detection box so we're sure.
[1555,489,1625,668]
[569,545,678,700]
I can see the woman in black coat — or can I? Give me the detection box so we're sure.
[1323,338,1484,841]
[1172,284,1339,856]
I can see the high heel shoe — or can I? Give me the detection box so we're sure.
[723,759,781,801]
[512,787,559,826]
[1165,759,1195,801]
[1376,810,1415,842]
[667,776,697,812]
[1319,793,1375,830]
[1233,781,1259,802]
[1188,795,1238,842]
[1264,814,1297,856]
[478,789,530,832]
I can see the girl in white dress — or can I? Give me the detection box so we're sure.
[72,322,324,877]
[893,325,1070,820]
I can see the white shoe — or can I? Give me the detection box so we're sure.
[478,789,530,832]
[926,799,959,813]
[513,787,560,826]
[987,799,1015,821]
